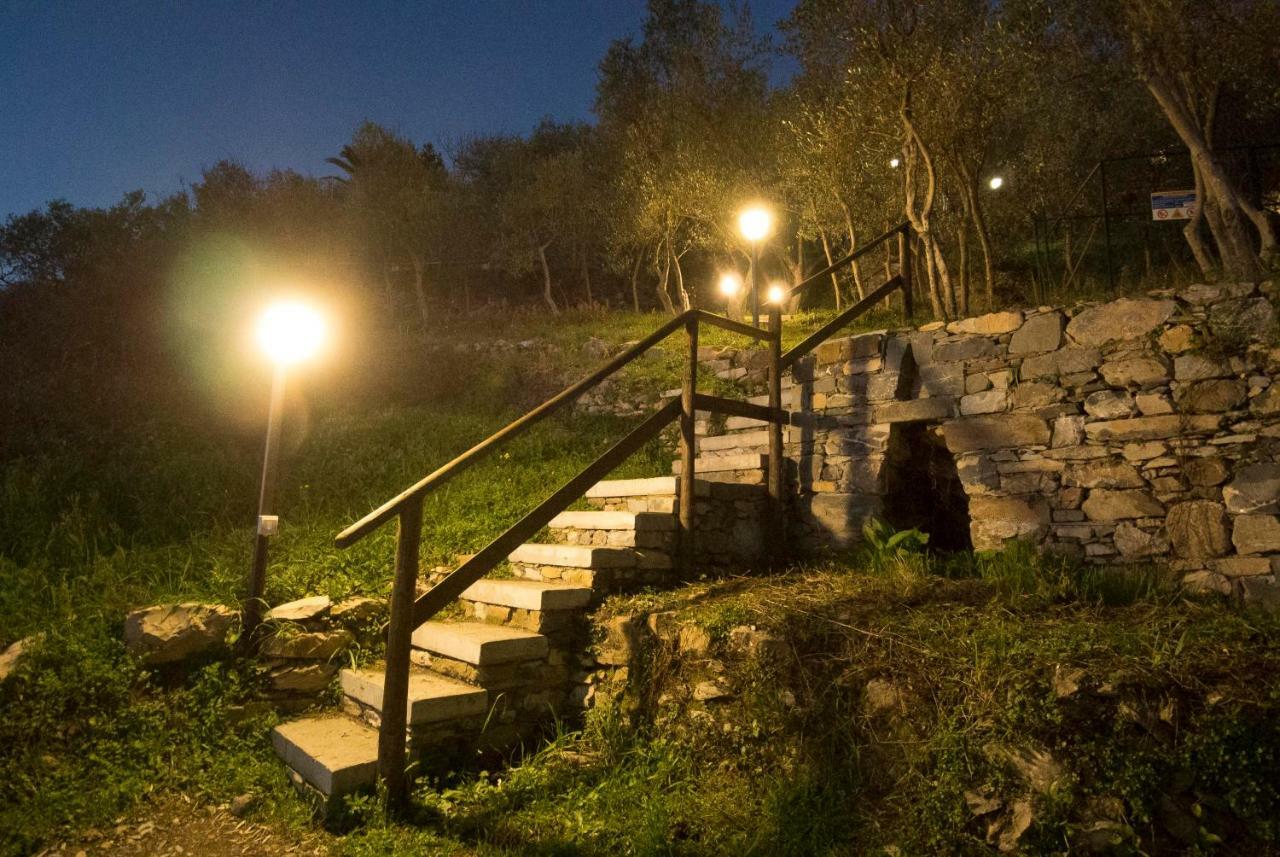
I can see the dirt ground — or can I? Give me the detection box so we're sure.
[33,795,329,857]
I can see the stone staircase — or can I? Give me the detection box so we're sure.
[271,456,771,810]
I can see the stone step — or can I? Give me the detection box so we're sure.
[460,578,592,611]
[411,620,549,666]
[586,476,710,498]
[698,430,770,452]
[672,453,768,474]
[340,667,488,724]
[725,415,769,431]
[508,543,640,569]
[271,714,378,798]
[549,510,676,531]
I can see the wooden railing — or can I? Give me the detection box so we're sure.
[336,221,914,811]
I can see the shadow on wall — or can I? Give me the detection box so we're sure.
[884,422,973,551]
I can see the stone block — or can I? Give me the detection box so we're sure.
[874,397,956,424]
[1184,457,1230,487]
[271,715,378,797]
[1113,522,1170,558]
[260,630,354,660]
[1232,514,1280,555]
[1083,390,1134,419]
[412,621,548,666]
[1166,500,1231,559]
[1065,298,1175,347]
[1100,356,1170,387]
[1158,325,1195,353]
[1176,379,1247,413]
[1084,415,1220,442]
[942,414,1051,453]
[968,495,1050,551]
[1063,460,1144,489]
[934,337,995,363]
[949,310,1023,335]
[1223,463,1280,514]
[124,603,235,665]
[960,389,1008,415]
[1134,392,1173,415]
[797,493,882,546]
[266,596,331,624]
[1173,354,1231,381]
[340,668,488,724]
[1009,312,1063,354]
[1082,489,1164,521]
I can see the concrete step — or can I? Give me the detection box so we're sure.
[411,620,548,666]
[340,667,488,724]
[726,415,770,431]
[460,578,592,611]
[508,543,639,569]
[271,714,378,798]
[548,510,676,531]
[672,453,768,474]
[698,429,769,452]
[585,476,712,499]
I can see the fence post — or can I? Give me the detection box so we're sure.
[379,498,422,815]
[678,316,698,573]
[898,225,914,320]
[767,304,785,558]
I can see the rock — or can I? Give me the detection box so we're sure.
[969,496,1050,550]
[1173,354,1231,381]
[1158,324,1196,353]
[992,798,1034,852]
[1051,415,1085,447]
[1166,500,1231,558]
[0,634,41,681]
[1099,356,1170,387]
[677,625,712,657]
[1021,345,1102,380]
[1009,312,1063,354]
[1251,385,1280,416]
[964,789,1004,816]
[1238,578,1280,612]
[934,338,996,363]
[985,743,1064,794]
[941,415,1051,453]
[1222,463,1280,514]
[1064,460,1144,489]
[1083,390,1134,419]
[1052,665,1085,698]
[1134,392,1173,415]
[330,597,386,627]
[1176,379,1247,413]
[1009,382,1062,410]
[597,614,649,666]
[259,629,354,660]
[1184,457,1230,487]
[950,310,1024,336]
[1082,489,1164,521]
[1232,514,1280,554]
[1209,296,1275,342]
[1066,298,1176,347]
[124,603,235,665]
[267,662,336,693]
[960,389,1008,415]
[966,373,993,394]
[728,626,787,661]
[1113,522,1170,558]
[1214,556,1270,576]
[1084,415,1220,442]
[582,336,610,359]
[1183,569,1232,595]
[863,678,902,716]
[228,793,255,817]
[265,596,331,624]
[693,680,730,702]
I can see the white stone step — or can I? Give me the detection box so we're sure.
[548,510,676,531]
[699,430,770,452]
[271,715,378,797]
[411,620,548,665]
[585,476,711,498]
[672,453,768,474]
[726,416,769,431]
[508,543,638,568]
[460,578,592,611]
[340,667,488,724]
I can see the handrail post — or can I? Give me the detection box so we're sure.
[767,304,785,559]
[679,316,698,573]
[898,225,914,321]
[379,497,422,815]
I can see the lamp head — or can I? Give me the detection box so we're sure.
[767,282,787,305]
[257,300,327,366]
[737,205,773,243]
[988,175,1004,190]
[718,272,743,298]
[889,157,901,169]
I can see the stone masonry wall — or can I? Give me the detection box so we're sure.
[713,283,1280,607]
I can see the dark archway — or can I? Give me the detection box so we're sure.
[883,422,972,551]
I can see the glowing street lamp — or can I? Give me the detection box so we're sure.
[889,157,901,169]
[737,203,774,327]
[767,282,787,305]
[243,300,328,642]
[988,175,1005,191]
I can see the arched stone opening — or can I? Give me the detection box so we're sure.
[883,422,973,551]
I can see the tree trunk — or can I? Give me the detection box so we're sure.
[630,252,642,312]
[956,221,970,318]
[672,247,691,311]
[819,228,842,311]
[900,87,951,320]
[1183,157,1216,276]
[655,239,676,315]
[537,242,559,314]
[839,200,865,298]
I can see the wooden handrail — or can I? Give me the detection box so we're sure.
[694,309,774,340]
[785,221,910,300]
[336,309,696,547]
[781,275,904,371]
[410,399,681,625]
[693,393,789,426]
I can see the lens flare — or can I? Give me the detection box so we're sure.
[256,301,327,366]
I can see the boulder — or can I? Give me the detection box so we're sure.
[1209,296,1275,342]
[942,415,1051,453]
[1231,514,1280,555]
[1183,569,1231,595]
[1083,390,1134,419]
[1222,463,1280,514]
[330,597,386,628]
[1176,379,1247,413]
[124,603,235,664]
[259,629,354,660]
[582,336,610,360]
[950,311,1024,336]
[1099,356,1170,387]
[265,595,331,624]
[1166,500,1231,559]
[969,496,1050,550]
[1066,298,1176,347]
[1009,312,1064,354]
[267,662,336,693]
[1082,489,1164,521]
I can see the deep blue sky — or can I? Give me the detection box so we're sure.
[1,1,796,218]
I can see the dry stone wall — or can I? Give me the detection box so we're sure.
[713,283,1280,606]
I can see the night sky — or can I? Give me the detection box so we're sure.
[1,0,797,219]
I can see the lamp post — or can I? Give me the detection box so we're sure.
[737,204,773,328]
[242,300,327,644]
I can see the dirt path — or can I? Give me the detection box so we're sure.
[33,795,329,857]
